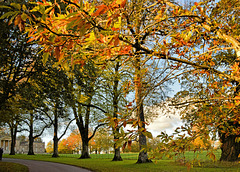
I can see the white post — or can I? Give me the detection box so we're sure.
[3,140,5,152]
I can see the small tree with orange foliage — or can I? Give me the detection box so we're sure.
[58,130,82,154]
[46,141,53,154]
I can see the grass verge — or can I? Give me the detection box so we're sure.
[2,153,240,172]
[0,161,28,172]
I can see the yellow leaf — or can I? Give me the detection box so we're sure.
[114,17,122,29]
[22,4,27,11]
[85,31,95,42]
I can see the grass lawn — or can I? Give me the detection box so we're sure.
[0,161,28,172]
[2,151,240,172]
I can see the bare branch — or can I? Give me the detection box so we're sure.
[58,118,75,141]
[88,123,107,141]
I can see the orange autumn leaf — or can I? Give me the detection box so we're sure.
[92,4,108,17]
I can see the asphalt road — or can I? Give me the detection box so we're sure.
[2,158,93,172]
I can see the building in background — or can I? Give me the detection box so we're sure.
[0,135,45,154]
[0,136,11,153]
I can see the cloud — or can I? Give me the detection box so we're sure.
[146,109,183,136]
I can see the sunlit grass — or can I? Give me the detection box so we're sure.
[2,151,240,172]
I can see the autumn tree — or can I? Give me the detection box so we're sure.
[46,140,53,154]
[0,0,185,163]
[99,58,133,161]
[166,0,240,162]
[63,61,107,159]
[92,128,113,154]
[59,130,82,154]
[3,0,240,163]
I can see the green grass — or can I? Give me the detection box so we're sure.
[59,153,139,160]
[2,151,240,172]
[0,162,29,172]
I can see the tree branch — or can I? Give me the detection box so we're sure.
[88,123,107,141]
[58,118,75,141]
[76,100,107,114]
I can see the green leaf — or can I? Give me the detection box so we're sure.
[21,13,28,21]
[0,5,12,9]
[143,131,153,139]
[0,11,19,20]
[42,52,49,65]
[49,35,55,42]
[30,6,40,12]
[39,5,45,14]
[66,20,77,30]
[10,3,21,10]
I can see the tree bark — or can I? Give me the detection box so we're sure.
[112,145,122,161]
[136,104,151,163]
[134,55,152,163]
[219,83,240,161]
[9,125,17,155]
[28,113,34,155]
[80,134,90,159]
[52,104,59,157]
[219,121,240,161]
[220,134,240,161]
[112,61,123,161]
[28,132,34,155]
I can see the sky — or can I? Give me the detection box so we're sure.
[41,82,183,145]
[42,109,183,145]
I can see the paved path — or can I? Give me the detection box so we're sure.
[2,158,93,172]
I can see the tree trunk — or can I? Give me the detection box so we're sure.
[219,121,240,161]
[219,84,240,161]
[52,134,59,157]
[28,113,34,155]
[28,133,34,155]
[52,105,59,157]
[80,136,90,159]
[112,61,123,161]
[136,104,151,163]
[134,55,152,163]
[9,126,17,155]
[220,135,240,161]
[112,145,122,161]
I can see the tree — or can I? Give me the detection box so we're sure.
[24,111,51,155]
[5,99,23,155]
[99,58,133,161]
[58,139,72,154]
[19,79,52,155]
[3,0,240,163]
[92,128,113,154]
[31,55,75,157]
[0,0,42,111]
[167,0,240,162]
[59,130,82,154]
[46,140,53,154]
[64,62,107,159]
[0,0,185,162]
